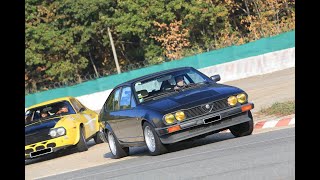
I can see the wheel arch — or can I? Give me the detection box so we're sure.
[74,123,84,145]
[141,118,158,129]
[104,122,114,134]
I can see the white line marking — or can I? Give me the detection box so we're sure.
[289,117,295,125]
[262,120,279,128]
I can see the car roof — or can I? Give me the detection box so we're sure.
[27,96,74,110]
[115,67,194,88]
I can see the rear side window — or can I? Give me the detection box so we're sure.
[106,88,121,112]
[70,98,85,112]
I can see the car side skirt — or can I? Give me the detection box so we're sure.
[119,141,146,147]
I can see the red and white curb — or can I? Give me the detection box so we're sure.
[222,116,295,132]
[254,116,295,129]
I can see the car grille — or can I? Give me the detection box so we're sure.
[25,128,52,146]
[25,148,34,154]
[47,143,56,148]
[184,98,229,119]
[36,145,45,151]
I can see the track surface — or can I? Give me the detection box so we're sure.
[41,128,295,180]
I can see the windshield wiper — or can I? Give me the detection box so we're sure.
[175,82,207,91]
[144,91,179,101]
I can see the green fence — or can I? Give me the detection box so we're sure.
[26,30,295,107]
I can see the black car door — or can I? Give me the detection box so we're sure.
[114,86,143,142]
[102,87,122,138]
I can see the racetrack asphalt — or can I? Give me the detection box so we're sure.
[39,127,295,180]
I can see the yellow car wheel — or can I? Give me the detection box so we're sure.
[76,127,88,152]
[93,132,104,144]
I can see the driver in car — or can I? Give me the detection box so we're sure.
[56,105,69,114]
[40,110,49,118]
[174,75,187,90]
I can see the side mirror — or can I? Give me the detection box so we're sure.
[79,107,85,112]
[210,74,221,82]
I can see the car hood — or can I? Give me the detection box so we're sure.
[25,117,62,135]
[141,83,244,114]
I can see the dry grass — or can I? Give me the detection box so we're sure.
[259,100,295,116]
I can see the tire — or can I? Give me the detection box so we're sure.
[76,127,88,152]
[93,131,104,144]
[143,122,167,156]
[229,111,254,137]
[107,131,129,159]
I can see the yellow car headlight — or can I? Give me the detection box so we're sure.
[175,111,186,121]
[227,96,238,106]
[49,127,66,138]
[237,93,247,103]
[164,114,175,124]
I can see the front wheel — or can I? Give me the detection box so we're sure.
[107,131,129,159]
[76,127,88,152]
[143,122,167,156]
[229,111,254,137]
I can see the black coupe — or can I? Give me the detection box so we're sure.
[98,67,254,158]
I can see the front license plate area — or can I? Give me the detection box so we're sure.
[30,147,53,158]
[203,115,221,124]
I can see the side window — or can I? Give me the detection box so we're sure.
[174,75,190,85]
[183,76,190,84]
[56,101,76,114]
[106,91,115,111]
[119,87,132,110]
[25,110,33,124]
[70,99,84,112]
[114,88,121,111]
[106,88,121,112]
[131,94,136,108]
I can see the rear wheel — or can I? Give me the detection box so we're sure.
[229,111,254,137]
[93,131,104,144]
[107,131,129,159]
[76,127,88,152]
[143,122,167,156]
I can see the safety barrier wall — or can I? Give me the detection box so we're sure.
[25,30,295,111]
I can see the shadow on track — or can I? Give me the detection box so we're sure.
[103,132,236,159]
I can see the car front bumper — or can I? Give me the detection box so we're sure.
[25,135,75,159]
[156,103,254,144]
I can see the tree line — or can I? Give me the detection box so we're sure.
[25,0,295,94]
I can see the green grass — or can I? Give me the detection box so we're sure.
[259,100,295,116]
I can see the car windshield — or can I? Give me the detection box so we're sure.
[134,68,211,103]
[25,100,76,126]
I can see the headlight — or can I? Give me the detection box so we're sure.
[49,127,66,138]
[237,93,247,103]
[49,130,57,137]
[227,96,238,106]
[164,114,175,124]
[57,128,66,136]
[175,111,186,121]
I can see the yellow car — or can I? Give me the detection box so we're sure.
[25,96,104,159]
